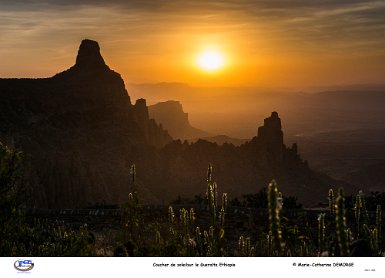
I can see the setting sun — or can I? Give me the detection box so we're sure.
[197,50,225,71]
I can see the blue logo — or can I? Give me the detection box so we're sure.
[14,260,34,272]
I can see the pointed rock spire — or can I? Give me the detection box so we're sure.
[257,111,284,161]
[75,39,108,69]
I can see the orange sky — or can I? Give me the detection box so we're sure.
[1,1,385,88]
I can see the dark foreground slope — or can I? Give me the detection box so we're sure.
[0,40,349,208]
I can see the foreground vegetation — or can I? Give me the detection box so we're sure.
[1,142,384,256]
[115,164,384,256]
[0,142,95,256]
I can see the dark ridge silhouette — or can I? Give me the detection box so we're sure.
[189,135,248,146]
[152,112,350,205]
[0,39,171,208]
[0,40,350,208]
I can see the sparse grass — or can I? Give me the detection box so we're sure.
[112,164,385,257]
[1,142,384,256]
[0,142,96,256]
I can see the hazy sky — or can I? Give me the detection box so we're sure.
[1,0,385,88]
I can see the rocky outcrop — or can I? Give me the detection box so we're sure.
[0,39,171,208]
[75,39,108,70]
[133,99,171,146]
[156,111,348,206]
[257,111,284,162]
[148,100,209,140]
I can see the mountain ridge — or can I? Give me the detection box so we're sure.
[0,39,172,207]
[0,39,353,208]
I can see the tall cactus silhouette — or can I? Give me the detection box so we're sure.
[268,180,284,255]
[328,189,335,216]
[335,188,349,256]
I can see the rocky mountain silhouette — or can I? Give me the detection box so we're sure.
[0,40,350,208]
[148,100,209,140]
[0,39,171,207]
[155,112,351,205]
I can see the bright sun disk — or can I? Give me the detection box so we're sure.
[197,50,224,71]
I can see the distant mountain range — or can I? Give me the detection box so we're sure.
[0,40,354,208]
[129,82,385,190]
[127,82,385,139]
